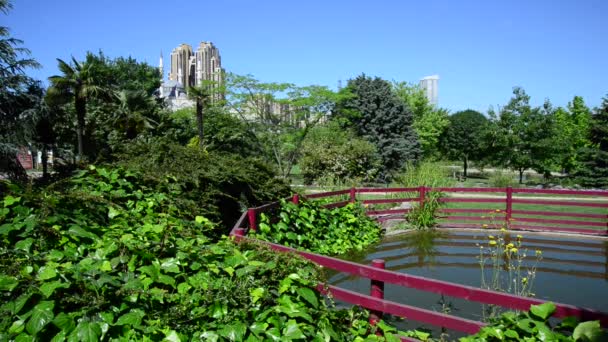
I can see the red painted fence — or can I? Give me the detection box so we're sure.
[230,186,608,336]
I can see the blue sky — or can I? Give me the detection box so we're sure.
[4,0,607,113]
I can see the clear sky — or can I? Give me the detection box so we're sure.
[4,0,607,113]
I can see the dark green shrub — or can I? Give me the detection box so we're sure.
[114,137,290,234]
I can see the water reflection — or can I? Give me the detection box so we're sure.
[329,230,608,325]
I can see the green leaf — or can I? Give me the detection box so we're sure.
[529,302,556,321]
[0,274,19,291]
[4,195,21,207]
[163,330,181,342]
[8,320,25,335]
[75,321,101,342]
[25,301,55,335]
[37,265,57,281]
[39,280,68,298]
[67,225,98,240]
[199,331,219,342]
[108,207,120,219]
[219,321,247,341]
[504,329,519,339]
[15,238,34,252]
[296,287,319,308]
[250,287,265,304]
[115,309,145,326]
[282,319,306,340]
[573,320,602,341]
[52,312,75,332]
[249,322,268,336]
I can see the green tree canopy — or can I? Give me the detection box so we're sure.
[393,81,449,158]
[440,109,488,178]
[484,87,558,183]
[334,74,420,180]
[573,96,608,187]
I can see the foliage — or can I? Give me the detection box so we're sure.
[484,88,559,183]
[0,0,41,181]
[0,168,410,341]
[406,191,443,230]
[478,218,542,319]
[553,97,592,173]
[299,121,381,185]
[573,96,608,188]
[254,199,383,255]
[440,109,488,178]
[114,138,290,232]
[460,302,607,342]
[334,74,421,180]
[393,81,450,158]
[226,73,340,178]
[393,161,455,188]
[488,171,518,188]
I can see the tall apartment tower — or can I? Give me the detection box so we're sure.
[169,43,193,87]
[168,42,223,90]
[419,75,439,106]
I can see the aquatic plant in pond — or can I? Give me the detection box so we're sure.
[478,212,542,320]
[406,191,444,230]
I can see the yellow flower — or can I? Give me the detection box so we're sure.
[522,277,528,284]
[482,224,489,228]
[495,209,501,213]
[489,240,497,246]
[506,243,514,249]
[535,250,542,256]
[500,228,507,232]
[510,248,518,253]
[517,234,523,239]
[488,235,495,239]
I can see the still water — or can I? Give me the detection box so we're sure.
[328,229,608,331]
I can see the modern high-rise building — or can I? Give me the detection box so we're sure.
[419,75,439,106]
[159,41,224,110]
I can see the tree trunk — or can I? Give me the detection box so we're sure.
[75,96,86,161]
[519,168,524,184]
[196,99,204,147]
[463,156,468,180]
[41,145,48,179]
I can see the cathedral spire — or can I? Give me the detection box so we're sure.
[159,51,164,81]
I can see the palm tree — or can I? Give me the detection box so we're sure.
[48,57,102,160]
[112,89,158,140]
[187,84,212,147]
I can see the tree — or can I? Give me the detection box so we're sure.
[484,87,558,183]
[187,83,213,148]
[226,73,339,179]
[299,121,381,184]
[334,75,420,180]
[553,96,592,173]
[393,81,449,158]
[0,0,41,181]
[573,96,608,187]
[440,109,488,178]
[48,57,104,160]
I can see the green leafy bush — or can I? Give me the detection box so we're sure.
[393,161,454,188]
[254,199,383,255]
[460,302,607,342]
[299,121,381,185]
[114,137,290,234]
[0,167,406,341]
[488,171,518,188]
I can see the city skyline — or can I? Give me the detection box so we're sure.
[4,0,607,113]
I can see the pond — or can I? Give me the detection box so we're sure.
[328,229,608,334]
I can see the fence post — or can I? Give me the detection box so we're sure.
[350,187,356,203]
[419,186,426,209]
[247,208,257,232]
[292,193,300,205]
[234,228,246,237]
[506,186,513,224]
[369,259,385,327]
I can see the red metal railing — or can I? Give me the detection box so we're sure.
[230,186,608,336]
